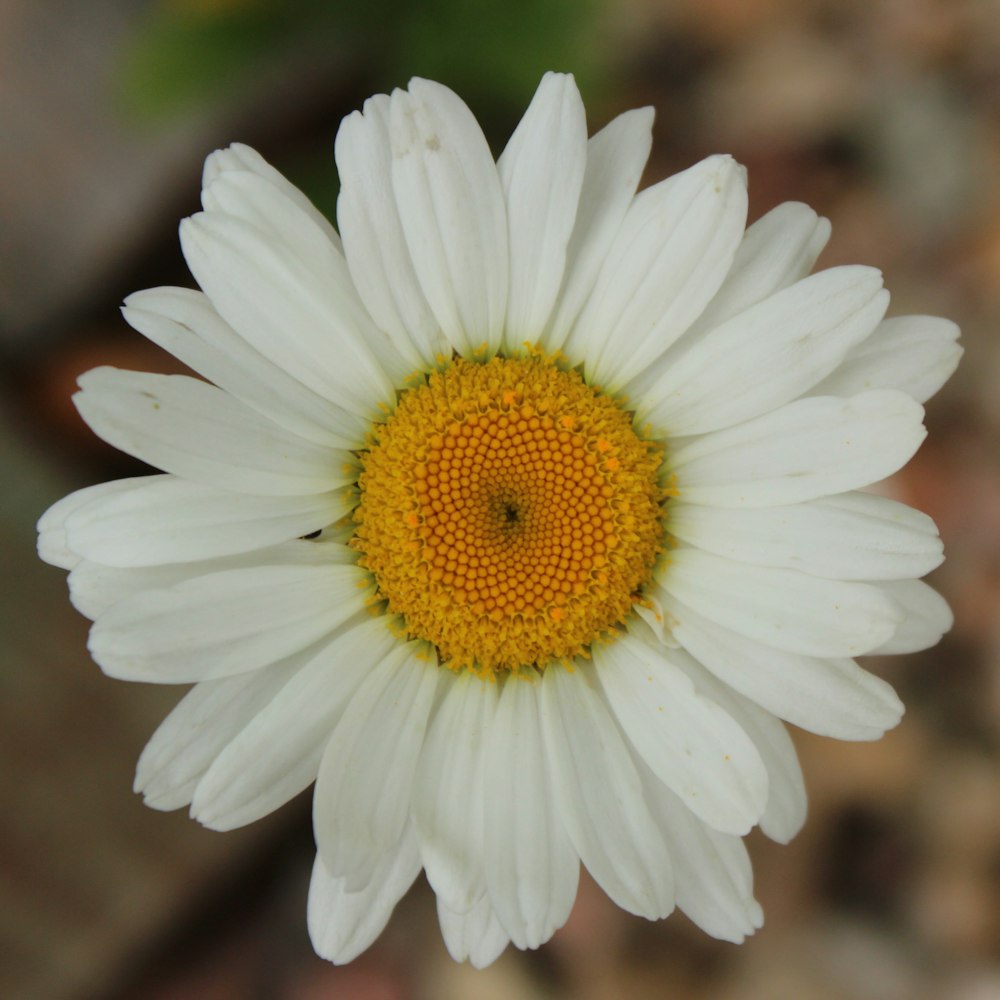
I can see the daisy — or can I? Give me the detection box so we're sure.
[38,72,961,967]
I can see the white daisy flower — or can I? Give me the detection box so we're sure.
[38,73,961,967]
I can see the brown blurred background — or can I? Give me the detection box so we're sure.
[3,0,1000,997]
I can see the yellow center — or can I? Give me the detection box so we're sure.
[352,355,664,675]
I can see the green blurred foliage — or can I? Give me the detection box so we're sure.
[120,0,609,125]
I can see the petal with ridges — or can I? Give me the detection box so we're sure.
[89,562,373,683]
[659,589,904,739]
[313,641,439,881]
[498,72,587,346]
[437,894,510,969]
[812,315,962,404]
[564,155,747,390]
[415,670,497,913]
[638,761,762,943]
[593,636,768,835]
[670,390,927,508]
[180,211,393,424]
[540,664,675,919]
[389,78,508,356]
[483,673,579,949]
[667,491,943,581]
[75,368,350,497]
[135,654,307,811]
[660,548,903,658]
[38,477,150,570]
[337,95,447,369]
[872,579,953,654]
[639,267,889,435]
[544,107,654,351]
[192,618,398,830]
[308,830,422,965]
[65,475,351,567]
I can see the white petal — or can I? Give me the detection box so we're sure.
[75,367,350,497]
[414,670,497,913]
[308,831,422,965]
[540,665,675,919]
[67,538,353,620]
[65,475,350,567]
[664,648,806,844]
[38,478,149,570]
[640,267,889,435]
[122,287,360,449]
[667,491,943,581]
[544,106,654,352]
[812,315,963,404]
[498,72,587,346]
[192,618,398,830]
[180,208,394,425]
[685,201,831,336]
[389,78,508,356]
[202,142,343,249]
[313,641,439,881]
[660,590,904,739]
[336,95,447,370]
[565,155,748,390]
[671,390,927,508]
[437,894,510,969]
[660,548,903,658]
[134,655,305,811]
[89,562,373,683]
[639,763,763,943]
[593,635,767,835]
[483,673,579,949]
[872,579,953,654]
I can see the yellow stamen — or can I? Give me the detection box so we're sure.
[353,356,664,674]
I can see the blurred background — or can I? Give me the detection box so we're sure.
[3,0,1000,997]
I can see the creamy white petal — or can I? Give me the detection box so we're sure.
[89,563,373,683]
[540,665,674,919]
[313,641,439,881]
[75,368,351,497]
[593,636,767,835]
[498,72,587,346]
[336,95,447,370]
[135,655,306,811]
[872,579,953,654]
[65,475,350,567]
[308,830,422,965]
[68,538,353,620]
[812,315,963,404]
[38,478,149,570]
[123,288,361,449]
[664,648,806,844]
[661,548,903,658]
[684,201,831,336]
[415,670,497,913]
[543,107,654,352]
[659,590,904,739]
[437,894,510,969]
[667,491,943,581]
[180,209,394,425]
[483,673,579,950]
[639,267,889,435]
[565,155,747,390]
[192,619,398,830]
[671,390,927,508]
[639,763,763,943]
[389,78,508,356]
[202,142,343,248]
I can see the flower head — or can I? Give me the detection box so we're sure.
[38,73,961,967]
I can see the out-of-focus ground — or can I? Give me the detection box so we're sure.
[3,1,1000,998]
